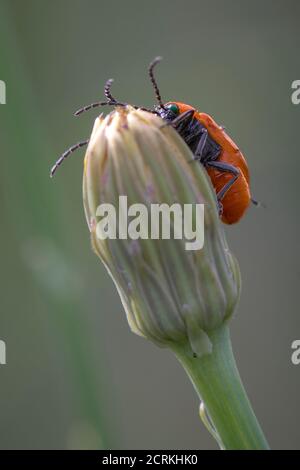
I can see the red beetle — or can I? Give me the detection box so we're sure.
[156,101,251,224]
[51,57,254,224]
[147,58,252,224]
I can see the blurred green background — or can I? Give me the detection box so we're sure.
[0,0,299,450]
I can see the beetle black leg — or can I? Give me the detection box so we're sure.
[161,109,194,130]
[205,160,240,202]
[194,129,208,159]
[203,147,221,164]
[187,129,212,163]
[171,110,194,128]
[187,129,208,162]
[192,129,221,164]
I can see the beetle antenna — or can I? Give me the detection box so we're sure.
[103,78,157,113]
[50,139,89,177]
[75,74,159,116]
[74,78,127,116]
[74,100,120,116]
[104,78,117,102]
[148,56,165,109]
[251,197,266,208]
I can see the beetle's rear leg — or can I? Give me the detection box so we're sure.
[205,161,240,214]
[205,160,240,200]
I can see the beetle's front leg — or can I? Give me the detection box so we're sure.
[171,109,194,129]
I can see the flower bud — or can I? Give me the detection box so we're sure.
[83,107,241,357]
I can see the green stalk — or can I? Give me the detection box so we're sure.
[172,324,269,450]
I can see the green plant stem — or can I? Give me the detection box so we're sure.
[172,324,269,450]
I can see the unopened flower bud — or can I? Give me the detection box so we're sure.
[83,107,241,357]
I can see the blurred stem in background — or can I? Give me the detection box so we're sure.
[0,2,113,448]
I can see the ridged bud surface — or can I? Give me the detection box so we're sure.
[83,107,241,356]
